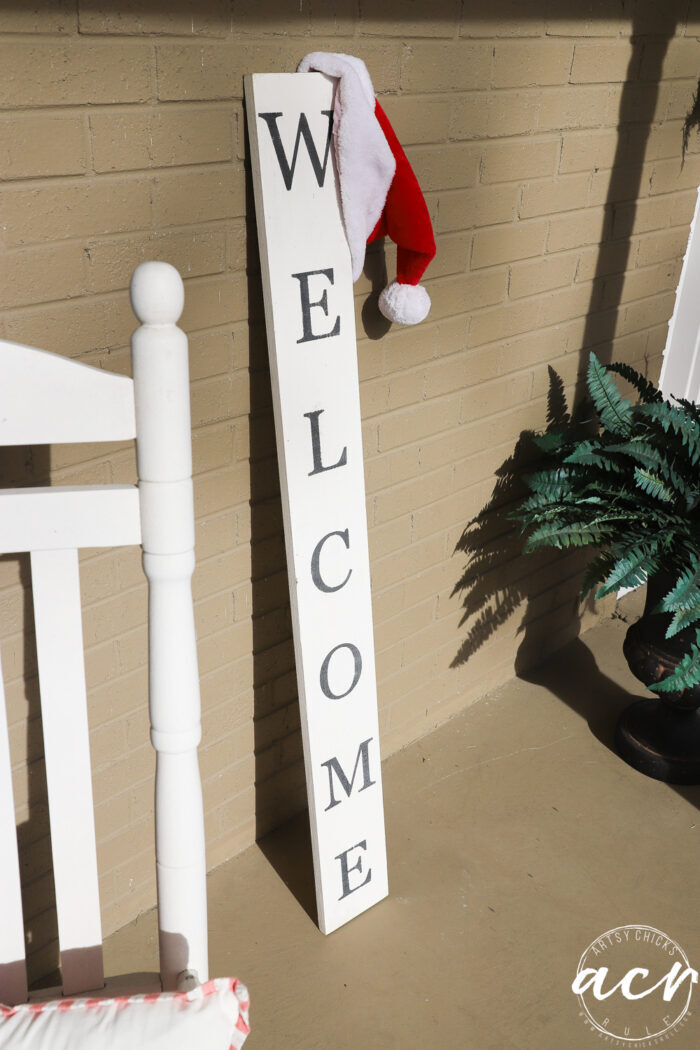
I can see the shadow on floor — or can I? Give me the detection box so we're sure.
[520,630,700,811]
[520,635,639,751]
[256,810,318,926]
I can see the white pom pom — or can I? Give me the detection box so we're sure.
[378,281,431,326]
[130,261,185,326]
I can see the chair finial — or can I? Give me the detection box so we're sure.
[130,262,185,326]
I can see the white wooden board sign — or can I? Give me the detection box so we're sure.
[245,72,388,934]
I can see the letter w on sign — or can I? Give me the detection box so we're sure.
[245,73,388,934]
[257,111,333,190]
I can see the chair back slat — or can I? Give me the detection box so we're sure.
[0,657,28,1007]
[31,549,104,997]
[0,341,136,446]
[0,486,141,555]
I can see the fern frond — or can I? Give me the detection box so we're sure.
[523,519,610,552]
[524,466,579,497]
[659,560,700,614]
[595,544,661,598]
[667,606,700,637]
[672,396,700,427]
[649,632,700,693]
[606,361,663,404]
[564,441,621,471]
[634,467,676,504]
[587,353,633,435]
[606,439,687,494]
[637,401,700,466]
[514,490,580,515]
[532,429,569,454]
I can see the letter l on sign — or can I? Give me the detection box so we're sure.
[245,72,389,933]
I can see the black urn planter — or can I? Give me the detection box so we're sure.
[617,574,700,785]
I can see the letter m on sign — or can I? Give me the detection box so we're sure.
[322,738,377,811]
[257,111,333,190]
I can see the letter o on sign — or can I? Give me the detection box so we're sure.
[320,643,362,700]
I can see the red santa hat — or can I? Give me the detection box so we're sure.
[297,52,436,326]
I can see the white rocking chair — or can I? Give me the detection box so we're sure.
[0,264,249,1048]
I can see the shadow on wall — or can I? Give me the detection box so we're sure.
[453,10,682,687]
[452,371,594,677]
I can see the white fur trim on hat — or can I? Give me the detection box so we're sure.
[298,52,395,281]
[378,281,431,326]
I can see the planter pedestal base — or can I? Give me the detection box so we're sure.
[616,699,700,785]
[619,578,700,785]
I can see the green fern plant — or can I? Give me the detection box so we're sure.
[511,353,700,694]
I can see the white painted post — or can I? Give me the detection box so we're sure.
[130,262,208,991]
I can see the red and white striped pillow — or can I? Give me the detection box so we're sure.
[0,976,250,1049]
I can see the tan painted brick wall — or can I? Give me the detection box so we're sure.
[1,1,698,980]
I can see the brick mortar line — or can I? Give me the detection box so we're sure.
[365,428,520,479]
[1,269,248,324]
[357,310,465,347]
[407,566,576,642]
[381,656,465,704]
[190,370,250,389]
[368,385,462,430]
[386,636,467,682]
[512,173,694,202]
[466,296,670,355]
[367,459,497,508]
[76,33,239,42]
[200,721,256,752]
[0,98,243,116]
[94,811,154,849]
[214,703,290,737]
[371,543,456,590]
[383,592,582,691]
[204,811,259,845]
[195,647,267,686]
[199,756,254,790]
[368,455,455,493]
[0,157,241,191]
[218,626,294,670]
[360,387,473,426]
[1,218,241,254]
[88,156,242,181]
[405,510,475,552]
[205,817,257,851]
[362,341,469,380]
[374,568,453,612]
[410,132,567,155]
[496,258,682,310]
[90,739,152,778]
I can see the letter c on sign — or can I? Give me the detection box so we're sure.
[320,643,362,699]
[311,529,352,593]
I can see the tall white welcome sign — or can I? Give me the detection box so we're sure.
[245,73,388,933]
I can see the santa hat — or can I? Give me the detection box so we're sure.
[297,52,436,326]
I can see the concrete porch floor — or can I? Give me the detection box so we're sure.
[102,615,700,1049]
